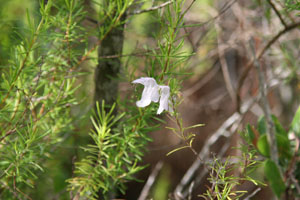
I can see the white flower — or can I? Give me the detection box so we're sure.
[132,77,173,114]
[157,85,172,115]
[132,77,159,107]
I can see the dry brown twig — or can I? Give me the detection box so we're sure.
[129,0,173,15]
[244,187,262,200]
[138,161,164,200]
[267,0,287,28]
[236,21,300,112]
[249,38,279,165]
[215,22,237,103]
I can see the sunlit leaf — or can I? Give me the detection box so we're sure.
[290,105,300,137]
[166,145,190,156]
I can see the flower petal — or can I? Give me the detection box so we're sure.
[132,77,155,85]
[136,86,152,107]
[157,86,170,114]
[132,77,159,107]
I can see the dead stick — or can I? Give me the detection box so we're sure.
[236,21,300,112]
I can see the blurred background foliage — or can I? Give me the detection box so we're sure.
[0,0,37,65]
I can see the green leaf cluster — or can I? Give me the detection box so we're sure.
[243,107,300,198]
[199,151,263,200]
[0,0,86,198]
[67,101,150,199]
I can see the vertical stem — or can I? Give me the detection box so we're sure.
[250,39,279,165]
[94,3,126,111]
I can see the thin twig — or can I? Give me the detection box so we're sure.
[250,38,279,165]
[236,21,300,112]
[216,23,236,103]
[267,0,287,28]
[188,181,194,200]
[15,187,32,200]
[244,187,261,200]
[138,161,164,200]
[191,0,238,29]
[98,50,152,59]
[183,64,220,97]
[286,137,300,194]
[129,1,173,15]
